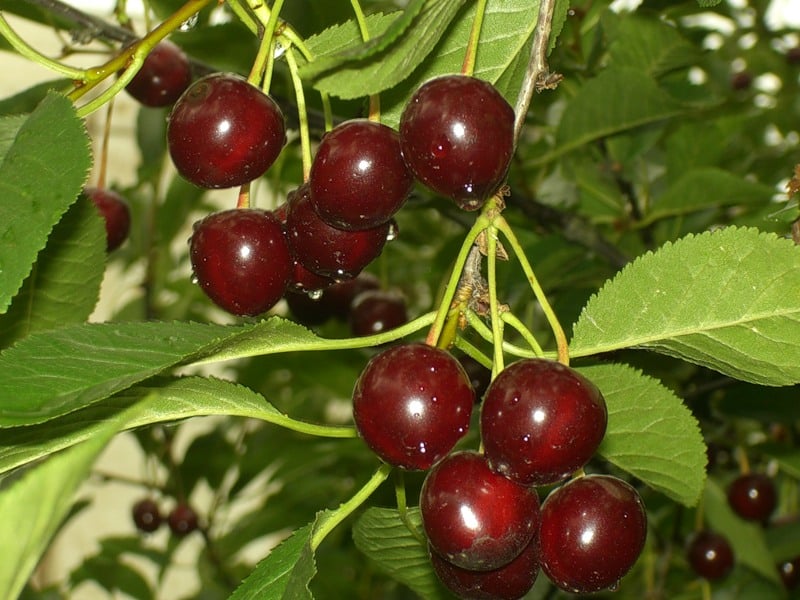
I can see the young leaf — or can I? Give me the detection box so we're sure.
[353,507,447,599]
[579,364,706,506]
[570,227,800,386]
[0,412,122,600]
[228,524,315,600]
[703,478,780,584]
[302,0,468,99]
[0,194,106,349]
[0,92,92,314]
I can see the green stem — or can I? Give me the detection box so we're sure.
[311,464,392,550]
[494,215,569,365]
[349,0,380,119]
[394,470,407,518]
[463,310,537,359]
[258,0,285,93]
[0,13,86,79]
[485,224,505,376]
[500,311,544,357]
[452,336,492,369]
[284,47,312,181]
[226,0,259,36]
[260,411,357,438]
[461,0,489,76]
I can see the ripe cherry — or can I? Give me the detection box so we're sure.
[539,475,647,594]
[352,343,473,470]
[167,73,286,188]
[481,359,607,486]
[778,556,800,590]
[726,473,776,523]
[429,537,540,600]
[686,530,734,581]
[124,40,192,107]
[349,289,407,337]
[399,75,514,210]
[285,184,390,279]
[83,187,131,252]
[309,119,413,230]
[189,208,292,316]
[420,451,540,571]
[324,272,381,320]
[168,503,199,536]
[132,498,162,533]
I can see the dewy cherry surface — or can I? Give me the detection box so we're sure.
[352,343,473,470]
[420,451,540,572]
[539,475,647,594]
[125,40,192,107]
[189,208,292,316]
[309,119,413,230]
[481,358,607,486]
[167,73,285,188]
[399,74,515,210]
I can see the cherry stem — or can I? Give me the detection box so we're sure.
[0,13,85,79]
[452,336,493,370]
[463,309,537,359]
[461,0,489,76]
[96,98,115,189]
[494,215,569,365]
[237,183,251,209]
[500,311,544,357]
[311,463,391,551]
[734,446,751,475]
[284,46,312,181]
[349,0,381,120]
[485,224,506,377]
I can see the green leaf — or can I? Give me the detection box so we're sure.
[580,364,706,506]
[0,376,356,477]
[353,507,447,599]
[548,68,685,162]
[0,114,25,157]
[570,227,800,386]
[302,1,468,99]
[703,478,780,583]
[0,412,122,600]
[0,92,92,314]
[229,524,315,600]
[0,194,106,348]
[696,0,723,6]
[608,16,698,77]
[644,168,775,224]
[0,79,72,116]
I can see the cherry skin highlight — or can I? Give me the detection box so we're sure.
[309,119,413,230]
[481,358,607,486]
[83,187,131,252]
[125,40,192,107]
[420,451,540,571]
[189,208,292,316]
[167,73,286,188]
[539,475,647,594]
[399,74,514,210]
[352,343,473,470]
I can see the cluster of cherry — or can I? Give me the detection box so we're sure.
[353,344,647,598]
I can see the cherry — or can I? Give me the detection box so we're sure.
[539,475,647,594]
[787,46,800,65]
[420,451,539,571]
[167,73,286,188]
[726,472,776,523]
[730,70,753,91]
[324,272,381,320]
[399,74,514,210]
[686,530,734,581]
[285,289,335,326]
[189,208,292,316]
[167,503,199,536]
[285,184,390,279]
[429,537,539,600]
[83,187,131,252]
[352,343,473,470]
[132,498,162,533]
[778,556,800,590]
[309,119,413,230]
[349,289,407,337]
[124,40,192,107]
[480,359,607,486]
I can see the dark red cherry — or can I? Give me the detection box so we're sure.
[539,475,647,594]
[399,75,514,210]
[285,184,390,279]
[349,289,407,337]
[429,537,540,600]
[167,503,199,536]
[686,530,734,581]
[309,119,412,230]
[324,272,381,320]
[421,451,540,571]
[132,498,162,533]
[83,187,131,251]
[730,70,753,91]
[167,73,286,188]
[124,40,192,107]
[481,359,607,486]
[727,473,777,523]
[778,556,800,590]
[352,343,473,470]
[189,208,292,316]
